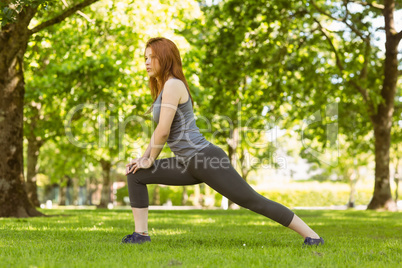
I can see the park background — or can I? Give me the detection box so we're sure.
[1,1,402,267]
[1,0,402,215]
[1,0,402,214]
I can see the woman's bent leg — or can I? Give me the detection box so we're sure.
[127,157,201,208]
[126,157,201,234]
[132,207,149,234]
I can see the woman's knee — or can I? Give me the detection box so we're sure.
[233,193,270,212]
[126,170,147,184]
[228,194,258,209]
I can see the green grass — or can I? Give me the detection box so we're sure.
[1,209,401,267]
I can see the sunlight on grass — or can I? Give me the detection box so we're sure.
[191,217,216,224]
[154,229,188,236]
[81,226,116,231]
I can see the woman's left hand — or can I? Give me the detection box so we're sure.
[126,157,154,175]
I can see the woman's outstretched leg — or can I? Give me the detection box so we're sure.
[287,214,319,239]
[188,144,322,242]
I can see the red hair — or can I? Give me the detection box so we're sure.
[145,37,194,107]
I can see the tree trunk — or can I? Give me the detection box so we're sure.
[0,7,42,217]
[65,176,73,205]
[394,165,399,202]
[152,185,160,205]
[25,100,45,207]
[26,134,43,207]
[98,159,112,208]
[368,124,396,210]
[59,176,68,206]
[193,184,200,206]
[226,128,240,208]
[86,177,97,205]
[182,186,188,205]
[203,185,214,207]
[394,152,400,202]
[240,148,250,182]
[347,169,357,208]
[59,187,66,205]
[367,0,400,210]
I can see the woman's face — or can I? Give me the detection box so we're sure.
[145,47,161,79]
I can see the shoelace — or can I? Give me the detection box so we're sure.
[122,234,134,243]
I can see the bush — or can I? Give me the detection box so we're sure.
[260,189,372,207]
[116,182,374,207]
[116,186,129,204]
[116,185,197,206]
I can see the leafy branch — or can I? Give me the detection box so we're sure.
[346,0,384,10]
[310,0,376,112]
[1,0,48,26]
[313,17,374,113]
[310,0,369,41]
[28,0,99,35]
[313,18,344,72]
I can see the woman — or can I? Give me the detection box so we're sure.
[123,37,324,246]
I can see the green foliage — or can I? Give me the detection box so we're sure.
[0,0,49,26]
[38,138,102,185]
[115,185,129,204]
[157,186,187,206]
[24,0,203,187]
[1,209,401,267]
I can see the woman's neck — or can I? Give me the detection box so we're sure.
[156,75,175,89]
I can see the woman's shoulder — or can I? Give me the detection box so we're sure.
[164,78,186,89]
[162,78,188,99]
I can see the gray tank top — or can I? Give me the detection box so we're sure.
[152,81,210,163]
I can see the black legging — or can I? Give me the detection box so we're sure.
[127,143,295,227]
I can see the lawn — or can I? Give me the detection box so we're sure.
[0,208,401,268]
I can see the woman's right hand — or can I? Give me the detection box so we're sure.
[125,157,146,175]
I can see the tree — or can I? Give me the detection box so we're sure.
[305,0,401,210]
[0,0,99,217]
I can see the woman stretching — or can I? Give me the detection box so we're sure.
[123,37,324,246]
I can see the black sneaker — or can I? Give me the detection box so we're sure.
[303,237,324,246]
[121,232,151,244]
